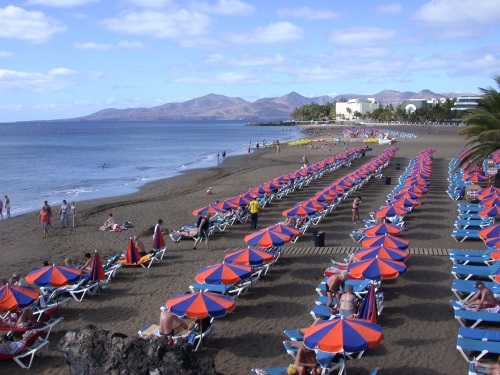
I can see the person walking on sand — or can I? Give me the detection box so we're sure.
[70,201,76,227]
[352,196,361,224]
[38,206,50,237]
[43,201,53,228]
[301,155,309,168]
[59,199,70,228]
[0,198,3,220]
[193,212,210,250]
[249,195,261,230]
[4,195,10,218]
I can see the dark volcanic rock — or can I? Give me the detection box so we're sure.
[58,325,219,375]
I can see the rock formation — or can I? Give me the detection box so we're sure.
[58,325,219,375]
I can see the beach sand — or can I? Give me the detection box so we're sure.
[0,124,487,375]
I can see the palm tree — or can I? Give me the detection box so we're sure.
[459,76,500,169]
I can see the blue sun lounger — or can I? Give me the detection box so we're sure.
[451,279,500,300]
[457,337,500,362]
[451,261,500,280]
[454,219,494,230]
[451,228,481,242]
[450,247,497,257]
[451,301,500,328]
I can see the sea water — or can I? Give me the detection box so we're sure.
[0,121,301,216]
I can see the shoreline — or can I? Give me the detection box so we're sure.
[0,124,482,375]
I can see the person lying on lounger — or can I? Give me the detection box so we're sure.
[474,356,500,375]
[465,280,497,311]
[0,330,37,355]
[2,306,38,328]
[293,343,321,375]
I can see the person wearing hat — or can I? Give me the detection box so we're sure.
[12,273,29,287]
[249,195,261,230]
[465,280,497,311]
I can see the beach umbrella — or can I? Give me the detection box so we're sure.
[295,200,326,211]
[227,195,252,207]
[374,205,410,218]
[152,225,166,251]
[244,229,292,248]
[0,285,39,311]
[388,197,421,208]
[303,318,383,354]
[261,180,282,190]
[464,172,488,183]
[478,192,500,202]
[399,186,428,195]
[390,191,422,200]
[224,247,274,267]
[357,284,378,324]
[25,265,82,287]
[265,223,301,237]
[125,237,141,264]
[353,246,409,262]
[195,263,252,285]
[404,177,429,187]
[479,187,500,200]
[314,192,336,203]
[214,200,239,211]
[361,223,407,237]
[484,237,500,248]
[192,204,225,216]
[361,234,410,250]
[479,206,500,218]
[249,185,273,196]
[480,197,500,208]
[166,291,235,319]
[282,205,317,218]
[348,257,407,280]
[479,224,500,240]
[89,250,106,282]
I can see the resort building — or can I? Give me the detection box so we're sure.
[451,96,482,112]
[336,98,380,120]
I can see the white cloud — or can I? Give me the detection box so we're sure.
[328,27,397,46]
[174,71,262,84]
[26,0,99,6]
[191,0,254,15]
[205,54,224,63]
[229,54,285,67]
[123,0,173,8]
[435,47,500,77]
[73,40,143,50]
[413,0,500,39]
[375,3,403,14]
[276,6,339,20]
[227,22,303,44]
[102,9,210,39]
[0,51,13,57]
[0,67,81,94]
[0,6,66,43]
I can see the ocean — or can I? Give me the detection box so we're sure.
[0,120,302,216]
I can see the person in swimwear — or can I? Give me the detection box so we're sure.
[465,280,497,311]
[326,271,349,313]
[158,306,188,336]
[352,196,361,224]
[338,285,357,318]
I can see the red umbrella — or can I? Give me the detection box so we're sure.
[480,197,500,208]
[89,250,106,282]
[0,285,39,311]
[282,205,317,217]
[388,198,421,208]
[265,223,301,236]
[479,206,500,218]
[227,195,252,207]
[166,291,235,319]
[25,265,82,287]
[399,186,428,195]
[479,187,500,200]
[192,204,226,216]
[361,223,407,237]
[295,200,326,211]
[214,200,239,211]
[152,225,166,250]
[361,234,410,250]
[374,205,410,218]
[348,257,407,280]
[126,237,141,264]
[391,191,422,200]
[314,193,336,203]
[223,247,274,267]
[353,245,409,262]
[404,178,429,187]
[249,185,273,195]
[303,318,383,353]
[195,263,252,285]
[479,224,500,240]
[244,229,292,248]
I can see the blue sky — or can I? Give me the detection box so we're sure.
[1,0,500,122]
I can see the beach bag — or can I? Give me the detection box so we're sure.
[124,221,133,229]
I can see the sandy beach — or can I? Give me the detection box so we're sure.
[0,124,487,375]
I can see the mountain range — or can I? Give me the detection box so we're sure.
[71,89,478,122]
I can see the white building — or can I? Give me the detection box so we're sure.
[451,96,482,112]
[336,98,380,120]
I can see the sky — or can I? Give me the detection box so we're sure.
[1,0,500,122]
